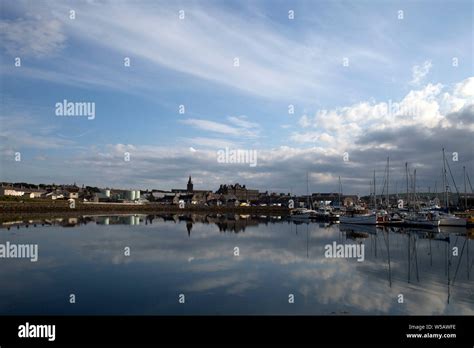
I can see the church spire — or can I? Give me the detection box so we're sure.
[187,175,193,192]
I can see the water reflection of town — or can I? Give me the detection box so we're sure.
[1,214,472,305]
[0,214,286,234]
[2,213,474,236]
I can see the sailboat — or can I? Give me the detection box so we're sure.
[402,166,440,228]
[313,177,342,221]
[290,172,317,221]
[433,211,466,227]
[433,149,467,227]
[378,157,404,225]
[341,170,379,225]
[404,211,440,228]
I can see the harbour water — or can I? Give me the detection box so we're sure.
[0,214,473,315]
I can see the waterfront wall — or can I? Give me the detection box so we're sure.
[0,201,290,214]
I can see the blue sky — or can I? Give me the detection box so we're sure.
[0,0,473,194]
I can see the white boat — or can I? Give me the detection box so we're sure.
[290,208,316,220]
[291,172,316,221]
[403,212,440,228]
[432,212,467,227]
[315,206,340,220]
[316,206,331,218]
[340,209,391,225]
[340,213,377,225]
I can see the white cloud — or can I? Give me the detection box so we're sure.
[290,131,335,144]
[454,77,474,98]
[181,119,241,136]
[294,79,473,145]
[298,115,311,128]
[410,60,433,86]
[439,77,474,115]
[227,115,259,129]
[0,17,66,57]
[180,116,260,138]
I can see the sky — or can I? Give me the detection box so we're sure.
[0,0,473,195]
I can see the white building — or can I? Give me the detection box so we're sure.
[24,189,46,198]
[45,192,65,200]
[0,187,25,196]
[68,192,79,199]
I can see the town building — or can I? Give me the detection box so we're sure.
[172,176,207,195]
[216,183,259,202]
[0,186,25,196]
[311,193,358,207]
[172,175,194,194]
[187,175,193,192]
[23,189,46,198]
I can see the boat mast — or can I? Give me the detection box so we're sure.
[395,181,398,200]
[386,157,390,209]
[443,148,449,212]
[414,169,417,211]
[306,171,310,209]
[338,176,342,207]
[405,162,409,210]
[441,168,444,210]
[464,166,467,210]
[374,170,377,210]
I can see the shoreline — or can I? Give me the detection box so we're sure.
[0,204,291,225]
[0,201,290,215]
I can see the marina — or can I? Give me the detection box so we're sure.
[290,151,474,230]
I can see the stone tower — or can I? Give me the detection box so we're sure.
[187,175,193,193]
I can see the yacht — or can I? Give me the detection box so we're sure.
[383,211,405,225]
[432,212,467,227]
[340,211,378,225]
[403,212,440,228]
[340,209,392,225]
[315,206,340,221]
[290,208,316,221]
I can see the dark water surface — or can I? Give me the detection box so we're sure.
[0,214,473,315]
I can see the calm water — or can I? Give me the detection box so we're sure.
[0,214,473,315]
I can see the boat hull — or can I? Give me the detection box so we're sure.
[439,217,466,227]
[340,215,377,225]
[403,219,440,228]
[291,214,311,221]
